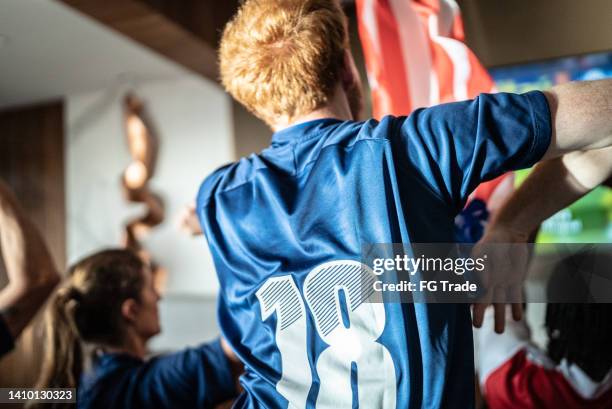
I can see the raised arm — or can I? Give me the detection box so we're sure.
[489,146,612,240]
[542,79,612,159]
[0,181,60,341]
[472,147,612,332]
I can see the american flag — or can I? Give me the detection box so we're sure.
[356,0,514,240]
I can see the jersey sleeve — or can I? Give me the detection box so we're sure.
[474,307,532,387]
[131,338,237,408]
[0,314,15,358]
[392,91,552,212]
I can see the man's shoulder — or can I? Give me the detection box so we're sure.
[196,153,269,206]
[294,116,405,146]
[342,116,403,143]
[196,162,239,208]
[293,116,405,157]
[196,116,406,208]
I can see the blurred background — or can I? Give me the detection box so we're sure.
[1,0,611,390]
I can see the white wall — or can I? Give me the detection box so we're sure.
[66,75,233,349]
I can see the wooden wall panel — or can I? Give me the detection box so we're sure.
[0,100,65,388]
[0,101,66,270]
[140,0,239,48]
[60,0,220,82]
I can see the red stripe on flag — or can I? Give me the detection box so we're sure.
[357,0,513,212]
[357,0,413,118]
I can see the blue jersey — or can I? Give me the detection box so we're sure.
[78,338,236,409]
[197,92,551,409]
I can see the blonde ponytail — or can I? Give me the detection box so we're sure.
[30,287,83,409]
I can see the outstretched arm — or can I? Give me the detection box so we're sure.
[472,147,612,332]
[0,181,60,341]
[542,79,612,159]
[488,146,612,240]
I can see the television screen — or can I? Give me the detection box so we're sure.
[489,51,612,243]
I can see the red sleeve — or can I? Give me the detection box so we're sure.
[485,350,612,409]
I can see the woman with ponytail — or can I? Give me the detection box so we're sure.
[34,249,240,409]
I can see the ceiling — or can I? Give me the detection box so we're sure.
[0,0,192,110]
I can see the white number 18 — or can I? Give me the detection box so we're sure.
[256,261,397,408]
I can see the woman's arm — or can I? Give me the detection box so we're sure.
[0,181,60,343]
[122,338,240,408]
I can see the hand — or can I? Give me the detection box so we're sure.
[177,202,203,236]
[471,223,530,333]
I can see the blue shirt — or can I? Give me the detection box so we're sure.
[0,314,14,358]
[197,91,552,409]
[78,338,236,409]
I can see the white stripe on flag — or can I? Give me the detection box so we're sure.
[388,0,432,110]
[428,14,471,101]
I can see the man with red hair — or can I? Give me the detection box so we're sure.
[196,1,612,407]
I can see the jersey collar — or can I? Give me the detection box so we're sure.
[271,118,342,146]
